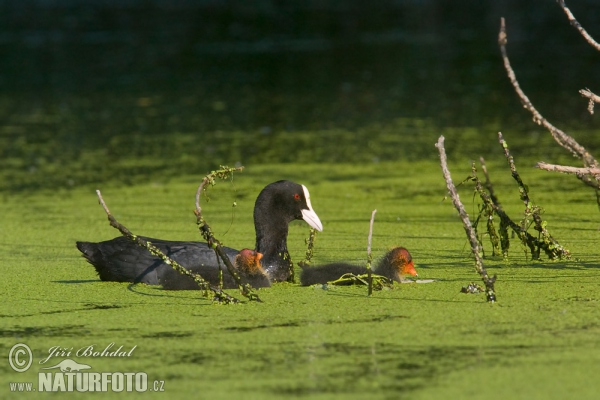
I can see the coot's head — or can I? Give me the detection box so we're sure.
[235,249,265,275]
[254,180,323,232]
[388,247,417,277]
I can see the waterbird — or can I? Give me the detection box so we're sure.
[77,180,323,285]
[160,248,270,290]
[300,247,417,286]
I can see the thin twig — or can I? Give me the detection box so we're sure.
[498,133,533,208]
[557,0,600,52]
[498,17,597,168]
[436,136,496,302]
[472,164,501,257]
[298,228,318,269]
[498,133,571,260]
[472,179,536,258]
[96,190,240,304]
[579,88,600,115]
[480,157,501,208]
[366,209,377,296]
[536,162,600,177]
[536,161,600,191]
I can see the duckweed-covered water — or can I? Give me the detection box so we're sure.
[3,2,600,398]
[2,160,600,399]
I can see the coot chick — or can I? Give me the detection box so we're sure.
[160,249,270,290]
[300,247,417,286]
[77,180,323,285]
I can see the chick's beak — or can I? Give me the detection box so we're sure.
[403,260,418,277]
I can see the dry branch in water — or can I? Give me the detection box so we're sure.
[436,136,496,303]
[498,17,596,167]
[498,132,571,260]
[193,166,262,302]
[499,14,600,213]
[536,162,600,176]
[558,1,600,114]
[96,190,241,304]
[366,209,377,296]
[468,163,569,262]
[557,0,600,52]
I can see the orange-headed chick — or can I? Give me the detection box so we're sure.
[375,247,417,283]
[235,249,271,288]
[300,246,417,286]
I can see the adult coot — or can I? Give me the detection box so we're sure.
[160,249,270,290]
[77,180,323,285]
[300,247,417,286]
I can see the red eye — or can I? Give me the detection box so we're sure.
[293,193,301,201]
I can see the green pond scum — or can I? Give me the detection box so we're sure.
[2,159,600,399]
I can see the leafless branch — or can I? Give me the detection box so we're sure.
[498,133,571,260]
[557,0,600,52]
[479,156,501,207]
[498,17,597,168]
[366,209,377,296]
[95,190,241,303]
[536,162,600,181]
[579,88,600,115]
[436,136,496,302]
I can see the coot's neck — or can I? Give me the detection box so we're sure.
[374,256,400,282]
[254,209,294,282]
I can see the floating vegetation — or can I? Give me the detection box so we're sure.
[327,273,392,290]
[460,282,485,294]
[95,165,258,304]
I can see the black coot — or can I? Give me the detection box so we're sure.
[300,247,417,286]
[77,180,323,286]
[160,249,270,290]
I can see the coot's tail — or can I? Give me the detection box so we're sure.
[75,239,161,283]
[76,241,100,266]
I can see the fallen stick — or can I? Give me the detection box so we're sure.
[436,136,496,302]
[498,17,597,168]
[366,209,377,297]
[96,190,241,304]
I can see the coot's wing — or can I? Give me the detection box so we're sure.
[77,236,239,285]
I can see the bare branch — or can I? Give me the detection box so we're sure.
[366,209,377,297]
[557,0,600,52]
[436,136,496,302]
[579,88,600,115]
[498,133,571,260]
[536,162,600,181]
[95,190,241,304]
[367,209,377,259]
[498,17,597,167]
[479,157,501,207]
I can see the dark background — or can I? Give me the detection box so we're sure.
[2,0,600,191]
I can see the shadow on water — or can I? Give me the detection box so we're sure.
[52,279,102,284]
[176,340,542,396]
[222,314,408,332]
